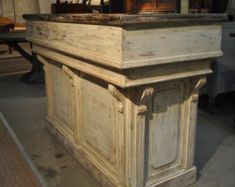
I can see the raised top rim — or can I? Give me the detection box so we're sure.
[23,13,227,27]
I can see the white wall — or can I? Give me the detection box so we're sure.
[1,0,14,21]
[14,0,40,22]
[0,0,39,22]
[0,0,55,22]
[0,0,2,16]
[38,0,52,14]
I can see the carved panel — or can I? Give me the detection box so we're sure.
[143,82,184,180]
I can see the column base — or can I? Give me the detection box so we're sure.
[46,118,197,187]
[146,167,196,187]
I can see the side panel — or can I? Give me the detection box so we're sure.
[146,82,184,181]
[149,87,181,169]
[133,80,197,187]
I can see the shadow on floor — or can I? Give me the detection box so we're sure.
[195,93,235,173]
[0,73,45,98]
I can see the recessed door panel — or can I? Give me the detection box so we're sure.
[146,83,183,179]
[80,78,117,164]
[149,88,180,169]
[50,64,75,135]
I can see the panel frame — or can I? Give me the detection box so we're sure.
[148,82,184,175]
[45,62,77,142]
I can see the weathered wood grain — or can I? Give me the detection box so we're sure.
[27,21,222,69]
[27,21,122,69]
[35,44,212,88]
[26,14,223,187]
[123,24,222,68]
[41,57,206,187]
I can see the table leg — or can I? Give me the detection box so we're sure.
[7,42,44,84]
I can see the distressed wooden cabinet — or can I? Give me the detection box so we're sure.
[24,14,225,187]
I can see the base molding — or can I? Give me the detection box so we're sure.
[47,118,197,187]
[146,167,196,187]
[46,119,120,187]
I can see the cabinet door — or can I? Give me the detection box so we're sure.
[46,63,77,141]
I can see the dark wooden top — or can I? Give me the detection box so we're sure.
[0,30,27,42]
[23,13,227,27]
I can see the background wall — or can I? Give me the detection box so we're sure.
[181,0,189,13]
[0,0,52,23]
[14,0,39,22]
[38,0,53,14]
[0,0,15,21]
[0,1,2,16]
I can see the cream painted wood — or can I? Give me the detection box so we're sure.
[26,17,223,187]
[35,44,212,88]
[122,25,222,68]
[39,55,206,187]
[43,62,77,142]
[27,21,222,69]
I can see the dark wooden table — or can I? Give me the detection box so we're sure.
[0,29,44,84]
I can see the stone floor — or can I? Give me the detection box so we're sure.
[0,73,234,187]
